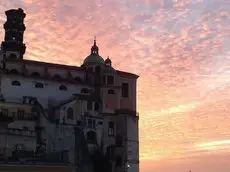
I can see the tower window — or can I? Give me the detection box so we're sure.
[59,85,67,91]
[67,107,73,120]
[12,80,21,86]
[107,75,114,85]
[8,53,17,59]
[108,89,115,94]
[122,83,129,98]
[35,82,44,88]
[31,72,40,78]
[108,121,115,136]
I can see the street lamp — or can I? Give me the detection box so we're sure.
[126,162,130,172]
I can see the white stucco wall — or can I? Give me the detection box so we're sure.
[0,74,87,108]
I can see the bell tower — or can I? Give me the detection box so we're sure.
[1,8,26,60]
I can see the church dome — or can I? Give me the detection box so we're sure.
[84,54,104,65]
[83,39,104,65]
[103,57,116,74]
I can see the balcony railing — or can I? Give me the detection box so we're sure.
[0,147,70,164]
[0,112,37,122]
[5,128,36,137]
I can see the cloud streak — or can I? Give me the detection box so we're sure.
[1,0,230,168]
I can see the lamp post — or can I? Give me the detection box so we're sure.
[125,162,130,172]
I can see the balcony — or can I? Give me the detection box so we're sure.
[0,111,37,122]
[6,128,36,137]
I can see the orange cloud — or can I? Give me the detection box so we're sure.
[1,2,230,170]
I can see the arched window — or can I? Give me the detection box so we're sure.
[31,72,40,78]
[9,69,19,75]
[67,107,73,120]
[59,85,67,91]
[108,89,115,94]
[53,74,62,80]
[12,80,21,86]
[87,131,97,144]
[8,53,17,59]
[74,77,82,82]
[35,82,44,88]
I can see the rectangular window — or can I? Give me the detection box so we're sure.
[17,110,25,120]
[1,109,9,117]
[87,101,92,110]
[108,121,115,136]
[103,76,106,85]
[92,120,96,129]
[88,119,92,128]
[122,83,129,98]
[116,135,123,146]
[107,75,114,85]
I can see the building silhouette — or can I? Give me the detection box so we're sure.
[0,8,139,172]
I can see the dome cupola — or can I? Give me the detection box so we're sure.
[83,37,104,65]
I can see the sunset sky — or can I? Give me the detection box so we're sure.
[1,0,230,171]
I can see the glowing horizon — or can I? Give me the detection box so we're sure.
[1,1,230,171]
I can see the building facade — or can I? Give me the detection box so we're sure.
[0,8,139,172]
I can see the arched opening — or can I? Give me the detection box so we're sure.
[87,131,97,144]
[35,82,44,88]
[74,77,82,83]
[53,74,62,80]
[8,53,17,59]
[12,80,21,86]
[31,72,40,78]
[59,85,67,91]
[9,69,19,75]
[67,107,73,120]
